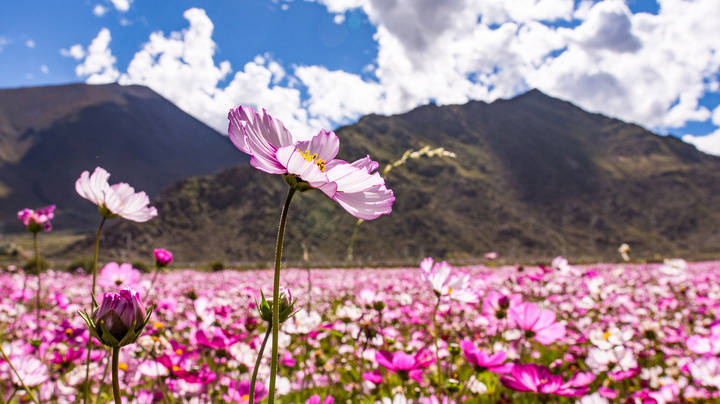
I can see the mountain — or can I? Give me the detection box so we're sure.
[0,83,244,231]
[66,90,720,265]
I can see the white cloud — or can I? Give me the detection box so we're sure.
[109,0,132,12]
[75,28,119,84]
[0,36,9,52]
[117,8,314,138]
[60,44,86,60]
[683,129,720,156]
[713,104,720,126]
[93,4,108,17]
[40,65,49,74]
[25,39,35,48]
[69,2,720,152]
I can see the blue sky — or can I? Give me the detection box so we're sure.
[1,0,719,154]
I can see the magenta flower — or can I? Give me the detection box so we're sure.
[153,248,173,267]
[482,290,522,319]
[375,349,435,383]
[306,395,334,404]
[460,339,513,374]
[227,106,394,220]
[75,166,157,222]
[500,363,589,397]
[98,262,141,288]
[509,302,566,345]
[17,205,55,232]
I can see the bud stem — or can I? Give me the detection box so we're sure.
[84,216,107,404]
[111,347,121,404]
[249,325,272,403]
[33,232,40,340]
[268,186,296,403]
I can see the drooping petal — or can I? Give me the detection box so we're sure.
[332,184,394,220]
[228,106,292,174]
[325,161,385,193]
[351,155,380,172]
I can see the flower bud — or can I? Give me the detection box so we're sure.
[448,343,461,356]
[498,296,510,309]
[257,288,296,324]
[79,287,152,348]
[372,301,386,311]
[153,248,173,267]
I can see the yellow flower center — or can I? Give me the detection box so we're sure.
[603,332,612,341]
[241,395,249,402]
[175,348,183,355]
[172,365,180,372]
[297,149,326,172]
[153,322,164,329]
[65,328,74,335]
[118,362,128,371]
[448,287,453,294]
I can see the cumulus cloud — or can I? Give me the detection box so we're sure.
[109,0,132,12]
[93,4,108,17]
[60,44,86,60]
[40,65,49,74]
[68,2,720,155]
[683,105,720,156]
[75,28,119,84]
[25,39,35,48]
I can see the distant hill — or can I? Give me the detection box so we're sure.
[0,83,244,231]
[67,90,720,265]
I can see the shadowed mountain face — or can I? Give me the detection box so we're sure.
[0,83,245,231]
[72,90,720,264]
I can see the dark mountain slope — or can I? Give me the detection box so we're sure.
[0,83,245,231]
[67,90,720,265]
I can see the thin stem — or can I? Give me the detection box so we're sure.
[433,296,442,388]
[249,325,272,404]
[147,264,161,299]
[33,232,40,340]
[111,347,121,404]
[268,186,296,403]
[306,267,312,312]
[84,216,107,404]
[345,219,363,264]
[0,344,40,404]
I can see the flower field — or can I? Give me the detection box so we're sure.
[2,258,719,403]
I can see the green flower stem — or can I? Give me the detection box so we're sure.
[268,186,296,403]
[0,343,39,404]
[84,216,107,404]
[111,347,121,404]
[345,219,363,263]
[433,296,442,388]
[249,325,272,404]
[32,232,40,340]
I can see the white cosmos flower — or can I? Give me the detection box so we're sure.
[75,166,157,222]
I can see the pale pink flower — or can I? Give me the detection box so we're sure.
[9,356,49,387]
[98,262,141,288]
[75,166,157,222]
[509,302,566,345]
[227,106,394,220]
[419,257,474,302]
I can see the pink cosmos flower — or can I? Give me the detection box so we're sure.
[224,380,268,403]
[375,349,435,383]
[509,302,566,345]
[153,248,173,267]
[306,395,334,404]
[419,258,473,301]
[482,290,522,319]
[98,262,141,288]
[363,370,383,384]
[75,166,157,222]
[500,363,589,397]
[9,355,49,387]
[17,205,55,232]
[460,339,513,374]
[227,106,394,220]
